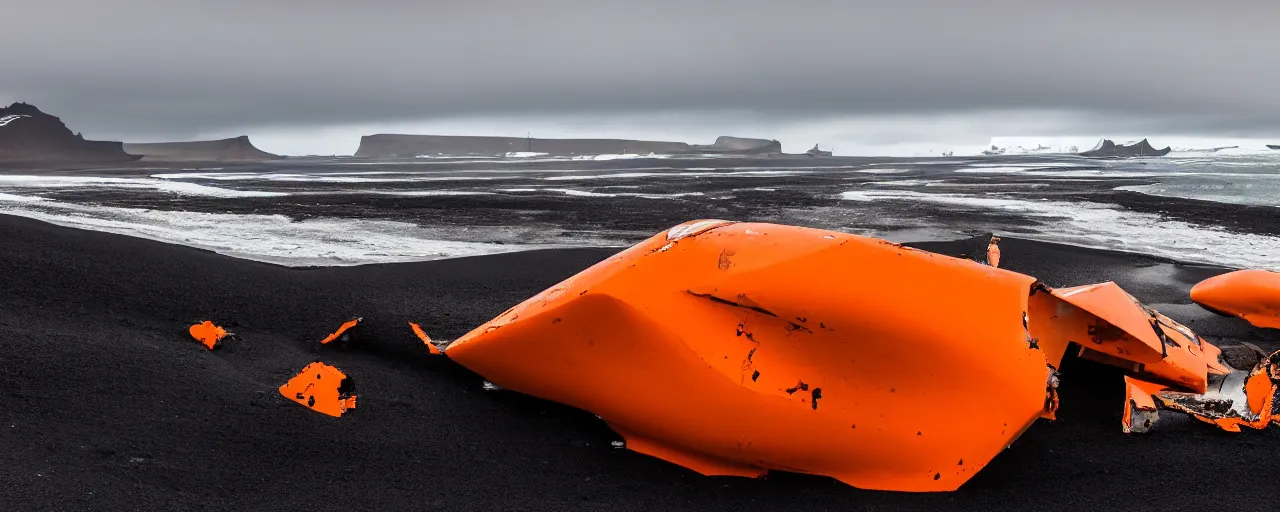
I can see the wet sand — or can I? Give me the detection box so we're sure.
[2,215,1277,511]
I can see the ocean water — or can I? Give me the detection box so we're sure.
[2,152,1278,268]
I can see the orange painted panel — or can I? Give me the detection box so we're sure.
[279,362,357,417]
[446,220,1054,491]
[320,318,361,345]
[1191,269,1280,329]
[189,321,229,350]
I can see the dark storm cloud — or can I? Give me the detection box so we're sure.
[1,0,1277,139]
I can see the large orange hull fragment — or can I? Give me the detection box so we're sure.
[442,220,1280,491]
[446,220,1056,491]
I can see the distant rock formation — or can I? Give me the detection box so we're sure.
[1267,144,1280,150]
[1080,139,1171,158]
[355,134,692,158]
[805,144,832,157]
[124,136,281,162]
[689,136,783,155]
[0,102,139,163]
[354,134,785,158]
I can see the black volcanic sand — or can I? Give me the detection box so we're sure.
[2,216,1278,511]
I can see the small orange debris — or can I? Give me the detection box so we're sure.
[320,317,361,345]
[279,362,357,417]
[188,320,230,350]
[409,322,442,355]
[1190,269,1280,329]
[1122,376,1166,433]
[1125,352,1279,433]
[986,236,1001,268]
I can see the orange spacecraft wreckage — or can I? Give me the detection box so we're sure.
[280,362,358,417]
[434,220,1280,492]
[189,320,232,350]
[1191,269,1280,330]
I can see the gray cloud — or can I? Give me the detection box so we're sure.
[2,0,1278,141]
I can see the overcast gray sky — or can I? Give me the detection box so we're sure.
[1,0,1277,153]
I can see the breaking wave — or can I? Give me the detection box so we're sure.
[0,175,288,198]
[840,189,1280,270]
[0,197,547,266]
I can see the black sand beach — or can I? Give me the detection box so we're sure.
[2,215,1278,511]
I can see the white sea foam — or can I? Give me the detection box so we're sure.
[0,193,49,202]
[570,153,670,161]
[365,190,495,197]
[925,182,1050,188]
[539,169,808,181]
[0,198,541,266]
[1116,179,1280,207]
[953,166,1042,174]
[866,180,938,187]
[839,189,1280,270]
[152,171,509,183]
[855,169,908,174]
[0,175,288,198]
[150,171,265,180]
[544,172,668,181]
[505,152,549,158]
[544,188,704,199]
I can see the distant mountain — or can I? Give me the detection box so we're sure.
[354,134,784,158]
[1079,139,1171,158]
[124,136,281,161]
[1267,144,1280,150]
[0,103,139,163]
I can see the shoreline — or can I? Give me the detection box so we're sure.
[0,205,1255,271]
[2,214,1277,510]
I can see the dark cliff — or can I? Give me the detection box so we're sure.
[354,134,786,158]
[355,134,693,158]
[124,136,281,162]
[0,103,140,163]
[690,136,783,154]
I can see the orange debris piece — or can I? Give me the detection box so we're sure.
[320,317,361,345]
[1123,351,1279,433]
[279,362,357,417]
[1190,269,1280,329]
[442,219,1280,492]
[410,322,442,355]
[188,320,230,350]
[1047,282,1228,394]
[447,220,1056,492]
[1122,376,1166,433]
